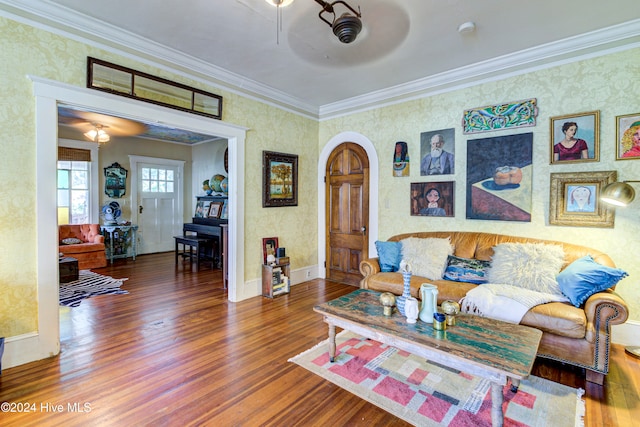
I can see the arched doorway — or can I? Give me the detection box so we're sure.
[317,132,379,281]
[325,142,370,286]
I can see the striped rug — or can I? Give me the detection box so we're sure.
[59,270,128,307]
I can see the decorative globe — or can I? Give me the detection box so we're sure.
[220,177,228,194]
[101,201,122,225]
[210,174,226,193]
[379,292,396,316]
[202,179,213,195]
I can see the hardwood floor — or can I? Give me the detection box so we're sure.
[1,252,639,426]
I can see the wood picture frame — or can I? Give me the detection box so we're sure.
[207,201,223,218]
[549,171,616,228]
[262,237,279,265]
[410,182,455,217]
[263,151,298,207]
[550,111,600,164]
[616,112,640,159]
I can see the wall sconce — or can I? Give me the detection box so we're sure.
[314,0,363,44]
[600,181,640,207]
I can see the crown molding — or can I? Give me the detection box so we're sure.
[0,0,319,118]
[2,1,639,121]
[319,19,640,120]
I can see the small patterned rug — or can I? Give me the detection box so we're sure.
[59,270,128,307]
[289,331,584,427]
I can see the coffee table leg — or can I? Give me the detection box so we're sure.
[328,323,336,362]
[491,382,504,427]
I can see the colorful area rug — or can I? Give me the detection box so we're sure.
[59,270,128,307]
[289,331,584,427]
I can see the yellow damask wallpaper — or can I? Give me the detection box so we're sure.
[319,48,640,321]
[0,16,318,338]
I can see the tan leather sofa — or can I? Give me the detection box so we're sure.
[59,224,108,270]
[359,231,629,385]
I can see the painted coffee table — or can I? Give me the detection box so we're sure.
[314,289,542,427]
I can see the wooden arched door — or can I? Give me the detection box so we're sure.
[325,142,370,286]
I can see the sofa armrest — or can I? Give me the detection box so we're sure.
[92,234,105,244]
[583,290,629,343]
[359,258,381,289]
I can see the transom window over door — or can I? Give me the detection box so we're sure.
[141,167,175,193]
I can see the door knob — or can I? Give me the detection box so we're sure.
[361,226,366,236]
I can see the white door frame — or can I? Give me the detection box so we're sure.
[5,75,246,369]
[317,131,379,278]
[129,155,185,254]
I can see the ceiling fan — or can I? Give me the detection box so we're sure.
[58,107,148,143]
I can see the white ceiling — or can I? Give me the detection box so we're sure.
[3,0,640,118]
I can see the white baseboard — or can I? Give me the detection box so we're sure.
[2,331,59,370]
[612,320,640,346]
[238,264,320,301]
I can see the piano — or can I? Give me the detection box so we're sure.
[183,195,228,285]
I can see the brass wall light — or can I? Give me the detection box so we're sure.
[314,0,363,44]
[600,181,640,207]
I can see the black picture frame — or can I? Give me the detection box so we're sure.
[262,151,298,207]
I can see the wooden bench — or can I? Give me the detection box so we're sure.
[174,235,214,270]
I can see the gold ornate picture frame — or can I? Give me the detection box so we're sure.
[549,111,600,164]
[549,171,616,227]
[616,112,640,160]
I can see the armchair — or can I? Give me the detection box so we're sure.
[59,224,107,270]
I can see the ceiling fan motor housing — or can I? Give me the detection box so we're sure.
[332,13,362,43]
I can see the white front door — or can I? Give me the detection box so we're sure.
[130,156,185,254]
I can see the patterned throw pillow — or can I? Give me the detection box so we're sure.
[443,255,490,284]
[61,237,83,245]
[486,242,565,296]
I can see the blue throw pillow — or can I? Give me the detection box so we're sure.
[443,255,491,284]
[557,255,628,307]
[375,241,401,272]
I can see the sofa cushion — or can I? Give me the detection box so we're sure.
[487,242,565,296]
[557,255,628,307]
[443,255,490,284]
[366,272,475,302]
[400,237,453,280]
[375,240,402,272]
[521,302,587,339]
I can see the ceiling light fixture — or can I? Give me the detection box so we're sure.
[314,0,363,44]
[264,0,295,45]
[84,124,110,145]
[600,180,640,207]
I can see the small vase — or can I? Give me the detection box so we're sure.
[405,297,419,324]
[396,271,412,316]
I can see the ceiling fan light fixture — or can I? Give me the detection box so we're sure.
[84,124,110,144]
[332,12,362,43]
[264,0,295,6]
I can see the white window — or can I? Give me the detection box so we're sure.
[141,167,175,193]
[57,161,90,224]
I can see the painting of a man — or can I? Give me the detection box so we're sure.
[420,129,455,176]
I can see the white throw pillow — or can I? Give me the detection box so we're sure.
[486,242,565,296]
[400,237,453,280]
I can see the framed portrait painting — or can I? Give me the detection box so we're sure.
[420,128,455,176]
[550,111,599,164]
[263,151,298,207]
[616,112,640,159]
[410,182,454,217]
[549,171,616,228]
